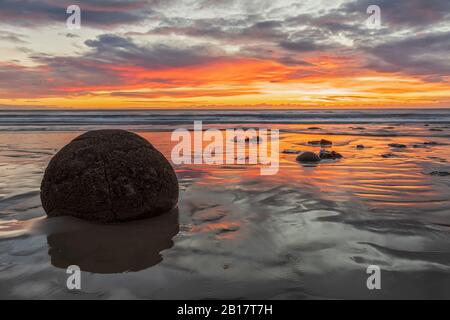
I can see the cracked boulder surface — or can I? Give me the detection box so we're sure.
[41,130,179,222]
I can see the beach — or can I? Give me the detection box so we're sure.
[0,110,450,299]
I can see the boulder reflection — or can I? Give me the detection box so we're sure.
[47,208,179,274]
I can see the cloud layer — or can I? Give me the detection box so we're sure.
[0,0,449,108]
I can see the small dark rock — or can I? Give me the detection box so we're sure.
[429,171,450,177]
[282,149,300,154]
[308,139,332,147]
[319,150,343,160]
[356,144,365,149]
[429,128,443,132]
[388,143,407,148]
[41,129,179,223]
[381,153,397,158]
[308,127,321,130]
[296,151,321,163]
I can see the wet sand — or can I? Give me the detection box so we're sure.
[0,123,450,299]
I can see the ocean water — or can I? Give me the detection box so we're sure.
[1,109,450,132]
[0,110,450,299]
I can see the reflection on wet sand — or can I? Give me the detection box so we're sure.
[45,209,179,274]
[0,125,450,299]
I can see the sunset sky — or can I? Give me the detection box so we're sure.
[0,0,449,109]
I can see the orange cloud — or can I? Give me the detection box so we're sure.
[1,54,449,109]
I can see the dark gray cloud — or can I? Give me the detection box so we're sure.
[145,18,284,44]
[0,0,156,27]
[280,40,325,52]
[84,34,219,69]
[366,31,450,80]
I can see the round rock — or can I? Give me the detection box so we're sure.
[296,151,321,163]
[41,129,179,222]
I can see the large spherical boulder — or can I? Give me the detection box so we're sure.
[41,130,179,222]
